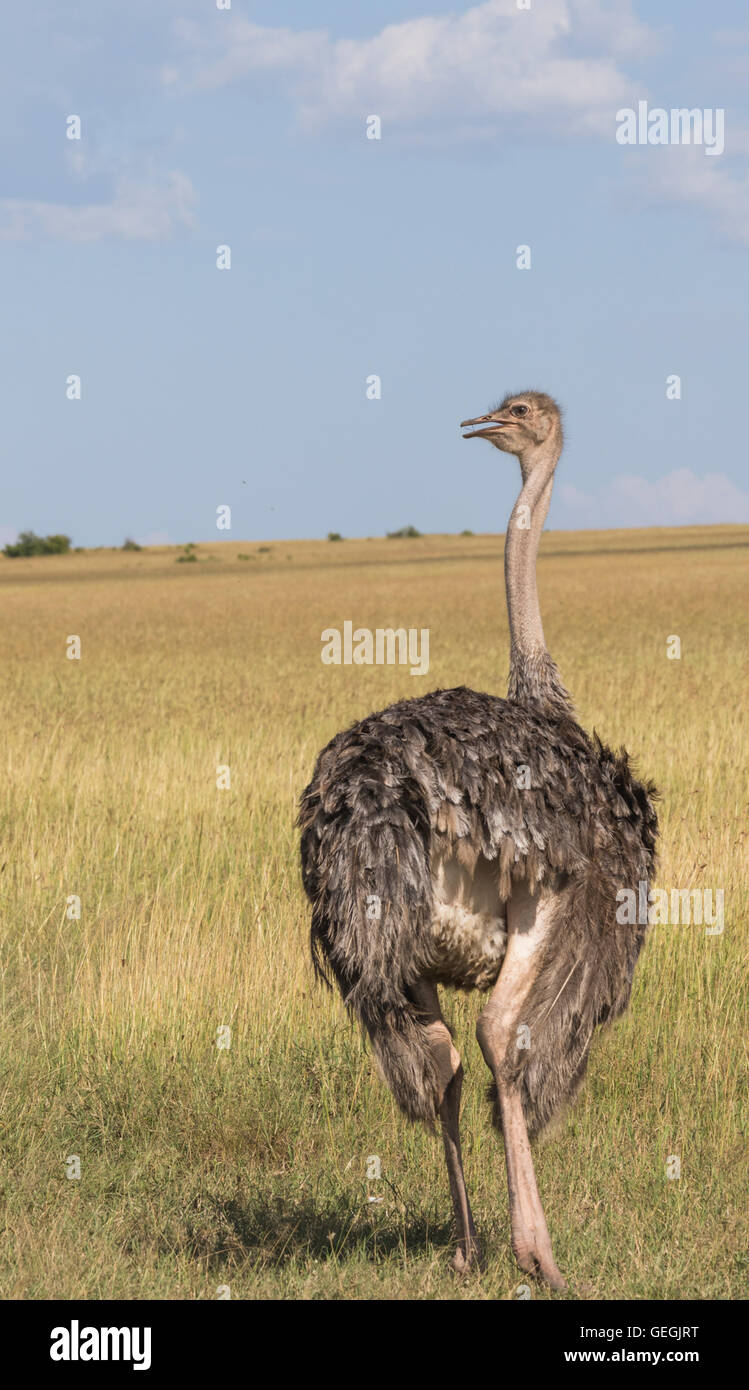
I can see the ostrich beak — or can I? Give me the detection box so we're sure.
[460,413,512,440]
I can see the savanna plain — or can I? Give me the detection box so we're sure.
[1,526,747,1300]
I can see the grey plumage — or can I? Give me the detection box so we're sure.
[299,683,657,1130]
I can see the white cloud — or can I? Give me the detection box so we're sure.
[565,0,659,57]
[633,142,749,244]
[558,469,749,528]
[138,530,173,547]
[0,172,196,243]
[167,1,749,243]
[172,1,655,138]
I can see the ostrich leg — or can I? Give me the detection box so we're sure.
[476,882,566,1290]
[411,980,482,1273]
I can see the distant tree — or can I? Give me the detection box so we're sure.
[122,538,142,551]
[44,534,72,553]
[3,531,44,557]
[459,529,474,537]
[327,531,344,542]
[386,525,421,539]
[3,531,72,558]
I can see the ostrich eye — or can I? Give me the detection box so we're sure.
[511,404,529,417]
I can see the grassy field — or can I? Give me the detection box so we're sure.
[1,525,747,1300]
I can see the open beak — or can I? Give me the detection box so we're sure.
[460,413,511,441]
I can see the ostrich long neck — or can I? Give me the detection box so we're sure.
[505,434,573,717]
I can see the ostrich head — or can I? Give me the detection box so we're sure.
[461,392,562,468]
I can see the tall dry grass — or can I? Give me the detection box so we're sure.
[0,527,746,1298]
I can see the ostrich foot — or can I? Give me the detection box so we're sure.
[450,1236,484,1275]
[513,1233,566,1291]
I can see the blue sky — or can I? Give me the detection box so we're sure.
[1,0,748,546]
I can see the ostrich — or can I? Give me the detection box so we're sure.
[299,391,657,1288]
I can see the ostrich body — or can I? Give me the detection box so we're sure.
[299,392,657,1288]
